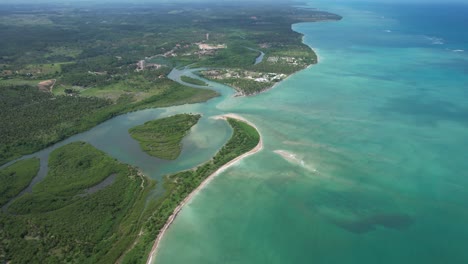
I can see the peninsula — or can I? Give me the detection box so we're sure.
[146,114,263,264]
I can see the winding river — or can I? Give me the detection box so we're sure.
[1,67,246,210]
[246,47,265,65]
[2,47,264,210]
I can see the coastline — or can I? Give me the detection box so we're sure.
[253,29,322,96]
[146,113,263,264]
[228,35,322,97]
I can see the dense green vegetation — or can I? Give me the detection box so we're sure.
[129,114,201,160]
[0,158,39,207]
[121,118,260,263]
[180,75,208,86]
[0,85,110,165]
[0,142,155,263]
[0,118,261,264]
[9,142,127,214]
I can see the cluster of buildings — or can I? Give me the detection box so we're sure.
[202,69,286,83]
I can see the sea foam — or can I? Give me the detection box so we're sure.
[273,150,318,173]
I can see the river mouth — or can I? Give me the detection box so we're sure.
[1,66,240,208]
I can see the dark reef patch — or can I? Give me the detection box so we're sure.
[332,213,413,234]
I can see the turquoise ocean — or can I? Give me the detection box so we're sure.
[154,1,468,263]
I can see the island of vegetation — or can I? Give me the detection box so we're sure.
[129,114,201,160]
[180,75,209,86]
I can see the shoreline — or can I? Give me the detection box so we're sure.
[212,33,321,98]
[146,113,263,264]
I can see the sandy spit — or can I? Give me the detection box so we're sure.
[146,113,263,264]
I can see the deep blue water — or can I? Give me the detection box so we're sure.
[354,2,468,48]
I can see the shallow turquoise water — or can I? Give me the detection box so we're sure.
[154,2,468,263]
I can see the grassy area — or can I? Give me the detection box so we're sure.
[0,78,41,87]
[19,63,63,75]
[0,85,112,166]
[129,114,201,160]
[1,142,155,263]
[121,117,260,263]
[46,46,82,60]
[194,42,260,69]
[180,75,208,86]
[0,158,40,207]
[80,74,177,102]
[80,80,161,102]
[126,83,218,110]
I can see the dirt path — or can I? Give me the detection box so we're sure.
[37,79,57,93]
[37,79,56,93]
